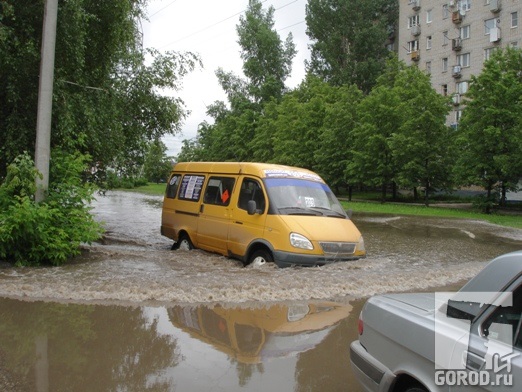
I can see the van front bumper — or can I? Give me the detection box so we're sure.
[273,250,364,268]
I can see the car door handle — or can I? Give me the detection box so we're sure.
[464,351,485,371]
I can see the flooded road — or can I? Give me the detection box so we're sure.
[0,191,521,391]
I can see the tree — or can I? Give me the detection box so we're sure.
[454,48,522,211]
[347,57,453,205]
[305,0,398,93]
[0,0,199,179]
[237,0,296,104]
[252,76,336,169]
[347,84,401,201]
[179,0,296,162]
[391,66,453,205]
[143,139,172,183]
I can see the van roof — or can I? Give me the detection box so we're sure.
[172,162,324,182]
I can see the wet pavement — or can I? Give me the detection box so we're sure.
[0,191,521,391]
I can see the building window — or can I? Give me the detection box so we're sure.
[443,4,449,19]
[485,18,497,34]
[455,110,463,124]
[427,9,433,24]
[456,81,469,94]
[460,0,471,12]
[457,53,471,67]
[484,47,497,61]
[442,57,449,72]
[426,36,432,49]
[442,84,448,96]
[484,0,490,5]
[443,31,449,46]
[408,40,419,53]
[512,12,519,28]
[510,41,519,48]
[408,15,420,28]
[426,61,432,74]
[460,25,471,39]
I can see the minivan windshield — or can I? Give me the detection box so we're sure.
[264,178,347,218]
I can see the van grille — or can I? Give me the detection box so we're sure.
[319,242,356,256]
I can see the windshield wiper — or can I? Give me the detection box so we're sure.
[277,207,320,216]
[308,207,347,218]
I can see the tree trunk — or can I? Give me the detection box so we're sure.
[381,183,387,203]
[424,180,430,207]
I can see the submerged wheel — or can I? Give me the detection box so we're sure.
[248,249,273,266]
[173,233,193,251]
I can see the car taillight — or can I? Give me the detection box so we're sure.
[358,315,364,335]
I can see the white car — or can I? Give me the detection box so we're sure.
[350,251,522,391]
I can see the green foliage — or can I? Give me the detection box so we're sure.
[0,0,200,180]
[305,0,398,92]
[178,0,295,162]
[143,139,172,183]
[0,152,103,266]
[454,48,522,210]
[348,56,453,204]
[237,0,296,103]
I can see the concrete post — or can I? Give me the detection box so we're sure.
[35,0,58,202]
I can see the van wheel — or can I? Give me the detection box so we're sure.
[174,234,193,251]
[248,249,273,266]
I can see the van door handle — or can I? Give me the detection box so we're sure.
[234,221,243,225]
[200,205,204,213]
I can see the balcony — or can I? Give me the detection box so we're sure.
[490,27,501,43]
[452,11,462,24]
[452,94,461,106]
[452,65,462,78]
[490,0,501,12]
[411,25,421,36]
[411,50,420,61]
[412,0,420,11]
[452,38,462,51]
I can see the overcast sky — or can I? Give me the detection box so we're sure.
[141,0,311,157]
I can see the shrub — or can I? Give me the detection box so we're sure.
[0,152,104,266]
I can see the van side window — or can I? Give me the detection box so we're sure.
[238,178,265,213]
[165,174,181,199]
[178,175,205,201]
[203,177,235,206]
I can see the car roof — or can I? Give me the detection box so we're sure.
[460,250,522,293]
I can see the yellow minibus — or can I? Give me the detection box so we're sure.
[161,162,365,267]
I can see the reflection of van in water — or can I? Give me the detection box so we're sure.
[167,302,352,364]
[161,162,365,268]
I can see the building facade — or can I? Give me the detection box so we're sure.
[398,0,520,127]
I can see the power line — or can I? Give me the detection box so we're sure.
[157,0,302,50]
[149,0,180,19]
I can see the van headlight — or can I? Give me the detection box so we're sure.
[356,236,365,252]
[290,233,313,250]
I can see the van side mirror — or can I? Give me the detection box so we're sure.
[247,200,257,215]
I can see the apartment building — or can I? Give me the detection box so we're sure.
[398,0,521,127]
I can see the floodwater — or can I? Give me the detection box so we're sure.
[0,191,521,391]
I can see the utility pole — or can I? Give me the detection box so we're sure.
[35,0,58,202]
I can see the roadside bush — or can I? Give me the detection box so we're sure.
[0,152,104,266]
